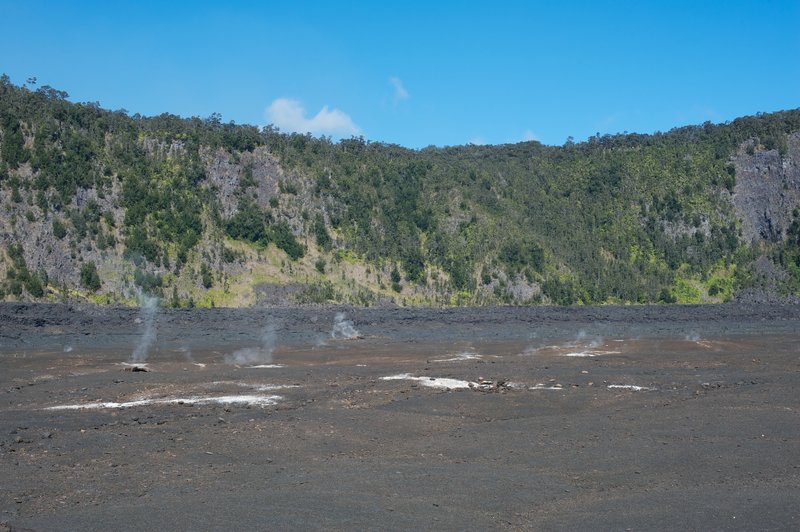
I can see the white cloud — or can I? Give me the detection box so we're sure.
[266,98,361,137]
[389,76,410,104]
[522,129,538,142]
[469,137,486,146]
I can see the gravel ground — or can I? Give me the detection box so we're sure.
[1,303,799,530]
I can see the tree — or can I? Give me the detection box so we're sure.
[80,262,101,292]
[52,218,67,239]
[225,199,269,244]
[201,263,213,288]
[313,214,332,251]
[271,221,305,260]
[1,114,30,167]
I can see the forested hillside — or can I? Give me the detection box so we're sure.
[1,75,799,306]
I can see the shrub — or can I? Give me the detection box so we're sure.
[272,221,304,260]
[201,263,213,288]
[313,214,332,251]
[80,262,101,292]
[52,218,67,239]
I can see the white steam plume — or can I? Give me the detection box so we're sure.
[130,294,159,363]
[226,321,278,365]
[330,312,359,339]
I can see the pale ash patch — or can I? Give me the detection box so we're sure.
[239,383,298,392]
[209,381,298,392]
[529,384,565,390]
[45,394,283,410]
[607,384,655,391]
[562,350,621,358]
[380,373,475,390]
[434,351,482,362]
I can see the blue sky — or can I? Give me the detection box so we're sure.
[2,1,798,148]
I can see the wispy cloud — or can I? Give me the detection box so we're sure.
[266,98,361,137]
[469,137,486,146]
[522,129,538,142]
[389,76,410,105]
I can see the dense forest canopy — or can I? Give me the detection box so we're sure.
[1,75,799,306]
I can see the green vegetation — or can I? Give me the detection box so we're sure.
[80,261,101,291]
[200,262,213,289]
[4,243,44,298]
[133,269,163,295]
[294,281,337,304]
[313,213,332,251]
[225,197,271,244]
[2,74,800,305]
[121,158,205,265]
[271,220,305,260]
[223,199,304,259]
[776,208,800,292]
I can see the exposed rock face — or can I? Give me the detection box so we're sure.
[732,133,800,243]
[0,140,317,301]
[203,146,285,218]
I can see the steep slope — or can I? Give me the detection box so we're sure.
[733,133,800,243]
[1,76,800,306]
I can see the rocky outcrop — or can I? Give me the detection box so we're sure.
[203,146,285,218]
[732,132,800,243]
[0,139,320,302]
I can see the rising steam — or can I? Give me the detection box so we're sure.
[178,346,194,362]
[130,294,159,363]
[685,330,701,342]
[225,321,278,365]
[330,312,360,339]
[575,329,603,348]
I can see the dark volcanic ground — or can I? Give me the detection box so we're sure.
[1,303,799,530]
